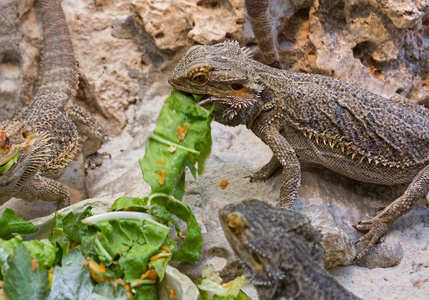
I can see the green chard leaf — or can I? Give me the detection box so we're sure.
[48,249,94,300]
[3,243,49,300]
[0,208,38,239]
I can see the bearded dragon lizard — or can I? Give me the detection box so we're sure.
[220,199,359,299]
[168,41,429,261]
[0,0,104,210]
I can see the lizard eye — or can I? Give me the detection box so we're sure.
[231,83,243,90]
[251,251,263,266]
[191,73,208,85]
[226,212,246,234]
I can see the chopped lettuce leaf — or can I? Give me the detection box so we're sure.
[0,208,38,239]
[197,265,250,300]
[144,194,203,262]
[0,148,20,175]
[3,243,49,300]
[22,239,57,271]
[110,194,203,263]
[0,235,23,280]
[150,238,177,282]
[118,219,170,282]
[60,207,93,243]
[88,282,127,300]
[140,88,212,197]
[48,249,94,300]
[49,227,70,257]
[132,284,157,300]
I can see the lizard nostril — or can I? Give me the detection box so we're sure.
[231,83,243,90]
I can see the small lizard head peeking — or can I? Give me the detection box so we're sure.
[169,41,264,127]
[219,199,286,289]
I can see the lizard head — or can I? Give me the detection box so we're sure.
[0,122,50,184]
[169,41,263,127]
[219,199,324,293]
[219,199,288,287]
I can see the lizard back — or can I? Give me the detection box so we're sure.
[273,70,429,169]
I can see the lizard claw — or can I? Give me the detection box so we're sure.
[85,151,111,170]
[249,168,273,182]
[352,216,390,261]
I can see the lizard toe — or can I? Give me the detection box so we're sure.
[353,217,390,261]
[85,151,111,170]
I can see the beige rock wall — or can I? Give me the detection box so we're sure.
[2,0,428,134]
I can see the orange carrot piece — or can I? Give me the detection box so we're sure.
[220,179,229,189]
[150,252,172,261]
[155,169,166,185]
[31,259,38,271]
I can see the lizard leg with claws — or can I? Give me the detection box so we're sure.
[250,155,282,182]
[354,164,429,260]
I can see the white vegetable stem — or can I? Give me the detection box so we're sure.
[150,133,200,154]
[94,238,113,261]
[130,279,157,288]
[82,211,158,225]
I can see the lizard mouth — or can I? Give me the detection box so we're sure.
[198,95,227,107]
[0,148,20,175]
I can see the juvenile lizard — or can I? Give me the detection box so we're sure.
[220,199,359,299]
[0,0,104,210]
[168,41,429,260]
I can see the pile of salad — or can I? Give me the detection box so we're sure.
[0,90,250,300]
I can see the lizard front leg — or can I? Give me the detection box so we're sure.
[253,122,301,208]
[15,174,70,210]
[354,164,429,260]
[66,103,107,169]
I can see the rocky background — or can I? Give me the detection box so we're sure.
[1,0,429,298]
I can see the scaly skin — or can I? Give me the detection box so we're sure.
[168,41,429,260]
[219,199,359,299]
[0,0,104,210]
[245,0,282,69]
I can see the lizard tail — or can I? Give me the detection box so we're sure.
[36,0,79,100]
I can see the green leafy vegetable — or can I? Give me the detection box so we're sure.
[3,243,49,300]
[0,235,23,280]
[140,88,212,197]
[196,265,251,300]
[132,284,157,300]
[60,206,93,243]
[48,249,94,300]
[110,194,203,263]
[89,282,127,300]
[22,239,57,271]
[0,89,213,299]
[0,148,20,175]
[0,208,38,239]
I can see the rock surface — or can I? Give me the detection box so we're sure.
[1,0,429,299]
